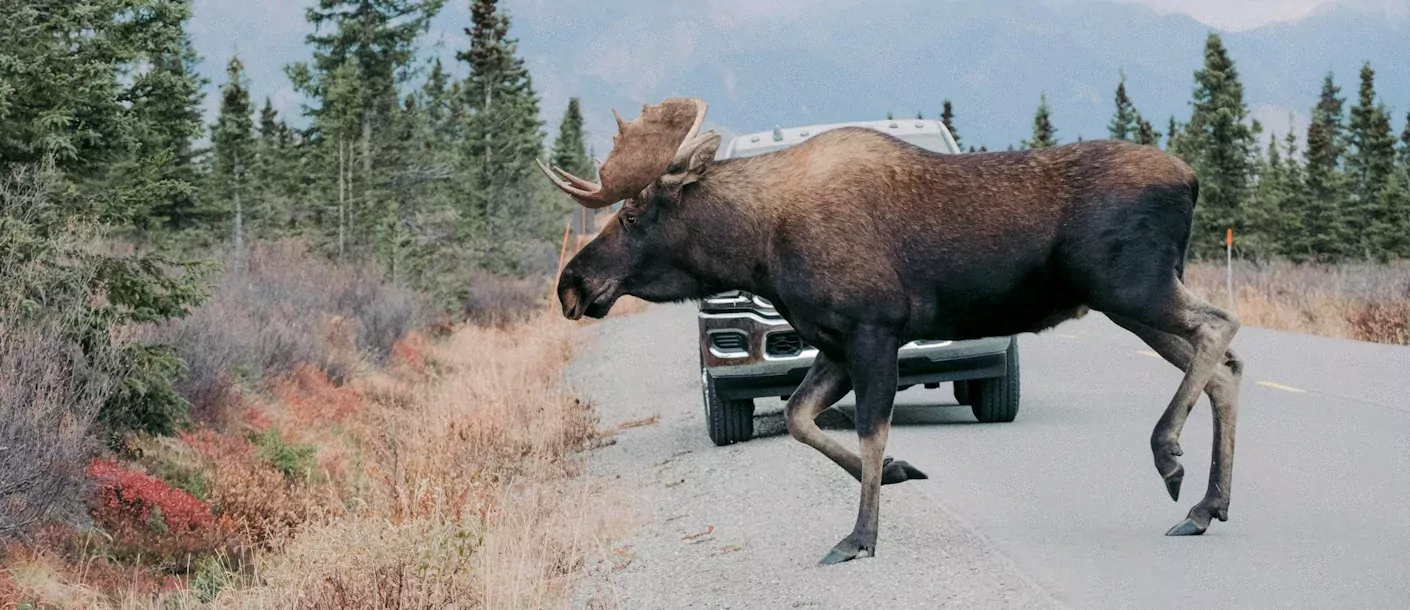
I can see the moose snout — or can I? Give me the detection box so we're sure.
[557,270,589,320]
[557,268,619,321]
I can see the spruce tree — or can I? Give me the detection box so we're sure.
[288,0,443,258]
[1136,118,1158,147]
[126,14,208,234]
[254,98,300,237]
[1023,94,1057,149]
[458,0,556,273]
[1299,73,1352,260]
[1385,113,1410,258]
[551,97,593,179]
[211,57,256,252]
[1401,112,1410,167]
[1108,71,1139,142]
[1244,133,1293,260]
[1346,63,1399,260]
[1178,34,1257,259]
[941,99,962,148]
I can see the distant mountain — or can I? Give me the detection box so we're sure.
[506,0,1410,152]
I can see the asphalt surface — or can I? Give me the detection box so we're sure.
[566,303,1410,609]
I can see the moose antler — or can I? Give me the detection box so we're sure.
[538,98,708,209]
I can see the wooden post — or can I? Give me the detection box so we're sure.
[550,221,572,312]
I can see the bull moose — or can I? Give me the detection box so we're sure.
[539,98,1242,565]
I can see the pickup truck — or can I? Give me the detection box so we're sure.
[697,118,1020,446]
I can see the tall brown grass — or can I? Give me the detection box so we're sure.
[4,313,627,609]
[1186,261,1410,344]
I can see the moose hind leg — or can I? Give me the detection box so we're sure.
[1170,346,1242,536]
[1106,285,1241,536]
[820,328,904,565]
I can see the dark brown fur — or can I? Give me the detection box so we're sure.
[556,128,1243,563]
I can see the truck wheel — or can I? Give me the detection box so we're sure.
[703,368,755,445]
[970,337,1020,423]
[953,380,971,405]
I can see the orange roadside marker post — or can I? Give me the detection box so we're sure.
[551,221,572,312]
[1225,228,1234,311]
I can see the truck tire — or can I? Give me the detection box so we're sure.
[970,337,1020,423]
[953,380,971,405]
[703,368,755,445]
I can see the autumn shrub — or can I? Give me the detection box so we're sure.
[0,314,109,536]
[149,240,426,416]
[462,269,548,327]
[180,429,325,553]
[87,459,222,567]
[1349,300,1410,345]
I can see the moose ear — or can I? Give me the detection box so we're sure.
[661,131,721,188]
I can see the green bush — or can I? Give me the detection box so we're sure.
[253,428,316,480]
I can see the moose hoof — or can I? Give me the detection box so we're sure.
[819,534,874,566]
[1163,466,1184,502]
[1164,517,1208,536]
[882,457,928,485]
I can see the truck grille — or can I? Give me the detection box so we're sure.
[709,331,748,353]
[765,332,809,357]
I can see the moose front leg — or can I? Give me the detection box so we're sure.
[819,328,903,565]
[786,353,927,486]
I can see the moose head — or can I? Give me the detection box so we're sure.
[538,98,725,320]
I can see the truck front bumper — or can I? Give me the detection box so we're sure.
[698,311,1014,400]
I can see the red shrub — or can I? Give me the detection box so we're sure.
[180,429,256,463]
[87,459,222,566]
[270,364,363,427]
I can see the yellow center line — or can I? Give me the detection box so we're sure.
[1136,350,1161,359]
[1055,333,1079,339]
[1257,380,1307,394]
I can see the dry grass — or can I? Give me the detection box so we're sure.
[4,313,629,610]
[1186,261,1410,344]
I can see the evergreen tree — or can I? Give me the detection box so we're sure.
[1136,117,1158,147]
[1401,112,1410,168]
[1166,116,1181,152]
[1177,34,1257,259]
[1108,71,1139,142]
[211,57,256,252]
[0,3,138,176]
[1023,94,1057,149]
[254,98,294,236]
[318,60,366,259]
[551,97,593,179]
[1298,73,1352,260]
[1384,113,1410,258]
[287,0,444,257]
[125,6,208,234]
[1346,62,1399,260]
[1244,133,1293,260]
[940,99,962,148]
[457,0,558,274]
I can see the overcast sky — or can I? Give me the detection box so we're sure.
[187,0,1402,142]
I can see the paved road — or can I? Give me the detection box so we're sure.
[567,303,1410,609]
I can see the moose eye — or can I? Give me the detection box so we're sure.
[622,210,638,226]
